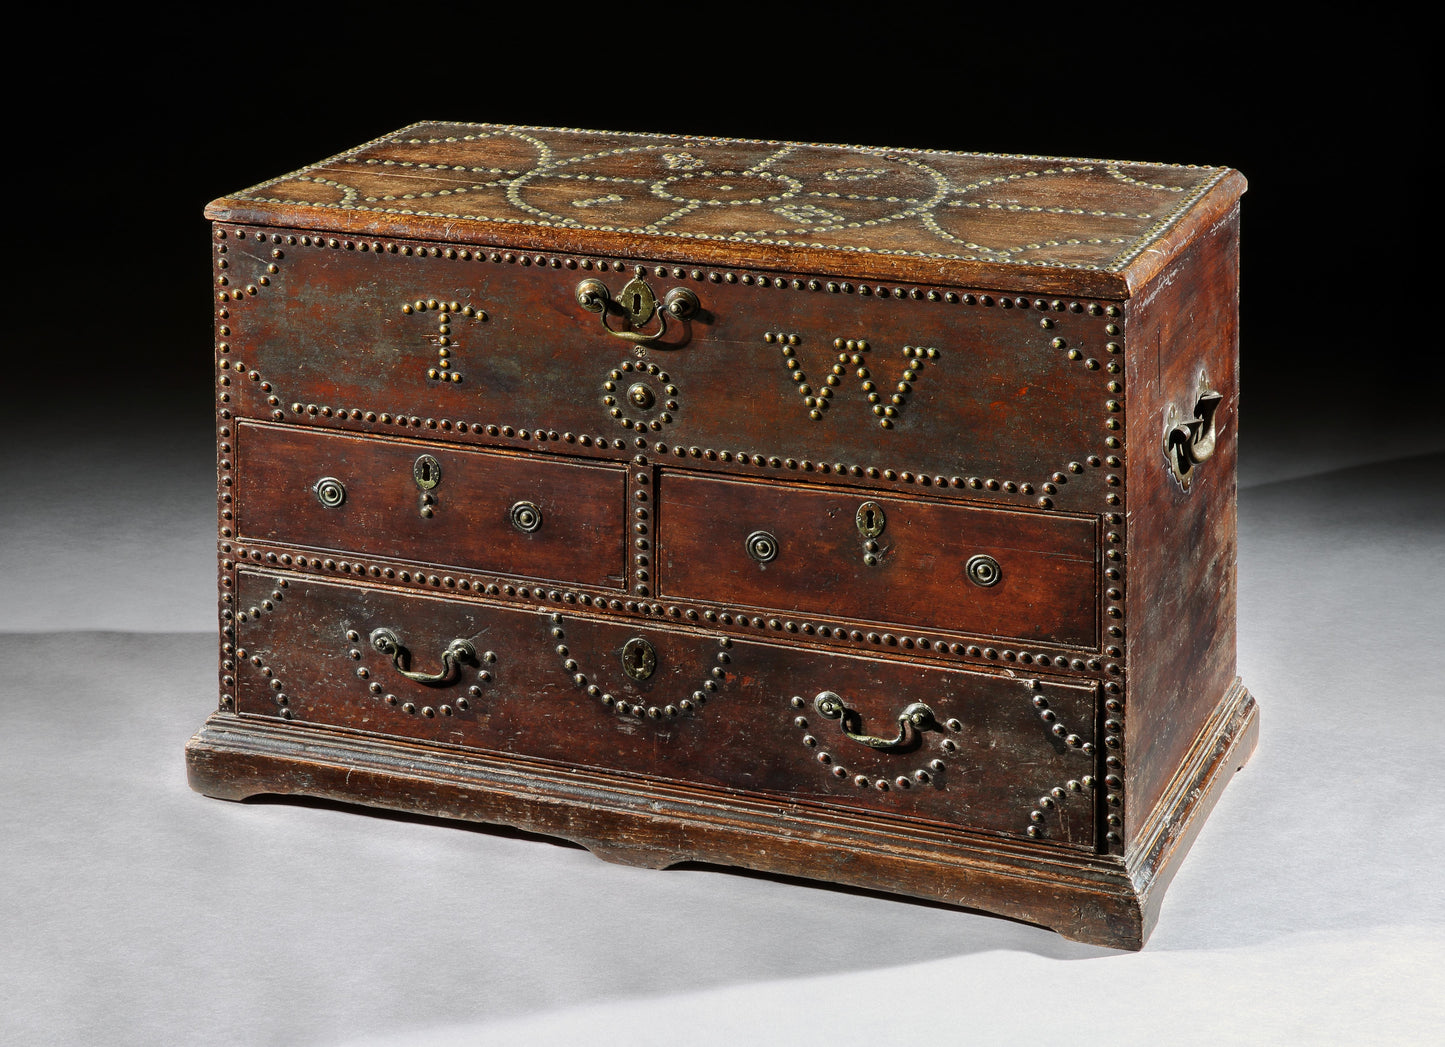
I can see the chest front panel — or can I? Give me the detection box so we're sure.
[219,232,1120,517]
[230,571,1100,850]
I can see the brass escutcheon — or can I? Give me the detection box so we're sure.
[856,501,886,538]
[618,276,657,326]
[620,637,657,681]
[413,454,442,490]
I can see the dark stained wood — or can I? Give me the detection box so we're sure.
[235,423,627,589]
[186,677,1255,950]
[206,122,1247,299]
[657,471,1097,645]
[216,229,1115,513]
[230,571,1099,847]
[1123,205,1245,827]
[193,122,1257,950]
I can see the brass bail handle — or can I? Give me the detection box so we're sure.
[576,275,700,345]
[813,692,936,751]
[1163,371,1224,490]
[369,627,476,686]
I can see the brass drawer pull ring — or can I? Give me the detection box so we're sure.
[745,530,779,563]
[814,692,937,751]
[369,627,477,686]
[965,554,1001,587]
[510,501,543,533]
[313,477,346,508]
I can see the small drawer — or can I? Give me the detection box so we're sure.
[231,571,1100,849]
[235,422,626,589]
[656,472,1098,646]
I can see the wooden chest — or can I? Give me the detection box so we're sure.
[187,122,1257,950]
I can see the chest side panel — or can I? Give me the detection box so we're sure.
[1121,207,1243,832]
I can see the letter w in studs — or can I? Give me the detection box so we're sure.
[766,333,939,427]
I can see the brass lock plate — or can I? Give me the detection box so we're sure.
[413,454,442,490]
[618,276,657,326]
[620,637,657,681]
[856,501,886,538]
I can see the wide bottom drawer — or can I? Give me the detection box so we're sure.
[230,570,1101,849]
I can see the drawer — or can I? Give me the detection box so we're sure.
[230,570,1101,849]
[220,231,1113,507]
[234,422,627,589]
[656,471,1098,646]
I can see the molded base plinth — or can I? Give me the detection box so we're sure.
[187,681,1256,950]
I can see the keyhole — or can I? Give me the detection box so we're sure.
[413,454,441,491]
[855,500,886,538]
[631,292,643,316]
[620,637,656,681]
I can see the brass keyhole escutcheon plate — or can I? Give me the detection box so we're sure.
[856,501,886,538]
[619,276,657,326]
[413,454,442,490]
[620,637,657,681]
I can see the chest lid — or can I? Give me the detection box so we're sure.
[207,121,1244,298]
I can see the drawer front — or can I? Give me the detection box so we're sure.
[219,228,1117,510]
[231,571,1100,849]
[235,422,627,589]
[656,471,1097,646]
